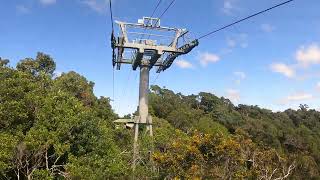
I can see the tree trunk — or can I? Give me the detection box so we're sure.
[17,170,20,180]
[46,150,49,170]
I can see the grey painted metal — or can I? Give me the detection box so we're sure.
[127,31,174,38]
[115,42,183,53]
[115,20,182,31]
[138,61,150,124]
[157,39,199,72]
[110,17,198,171]
[114,119,134,123]
[139,17,161,27]
[112,18,198,73]
[133,62,151,170]
[132,52,143,70]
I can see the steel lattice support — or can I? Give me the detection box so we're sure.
[110,17,198,171]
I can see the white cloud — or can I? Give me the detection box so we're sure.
[234,71,246,79]
[270,63,295,78]
[227,38,236,48]
[198,52,220,67]
[233,71,246,85]
[296,44,320,67]
[81,0,108,13]
[280,92,314,104]
[39,0,56,5]
[226,33,248,49]
[239,33,248,48]
[269,44,320,80]
[261,23,275,33]
[226,89,240,103]
[175,59,193,69]
[222,0,238,15]
[16,5,30,13]
[316,82,320,91]
[287,93,313,101]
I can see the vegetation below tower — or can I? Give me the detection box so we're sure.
[0,53,319,179]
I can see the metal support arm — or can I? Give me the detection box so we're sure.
[157,39,199,72]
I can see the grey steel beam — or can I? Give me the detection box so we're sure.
[149,53,162,68]
[115,20,182,32]
[115,42,184,53]
[132,52,143,70]
[111,17,198,172]
[127,31,174,39]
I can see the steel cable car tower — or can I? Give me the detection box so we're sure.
[110,17,198,169]
[109,0,294,172]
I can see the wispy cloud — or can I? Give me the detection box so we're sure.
[233,71,246,84]
[222,0,238,15]
[234,71,246,79]
[226,33,248,49]
[16,5,30,14]
[198,52,220,67]
[270,44,320,80]
[270,63,295,78]
[16,0,56,14]
[261,23,275,33]
[239,33,248,48]
[39,0,57,6]
[226,89,240,103]
[226,38,236,48]
[279,92,314,105]
[296,44,320,67]
[316,82,320,91]
[81,0,109,14]
[175,59,194,69]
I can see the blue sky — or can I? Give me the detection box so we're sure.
[1,0,320,115]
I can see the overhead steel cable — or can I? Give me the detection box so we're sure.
[151,73,161,85]
[139,0,163,43]
[151,0,163,19]
[141,0,176,87]
[147,0,177,77]
[146,0,176,33]
[197,0,294,40]
[109,0,114,31]
[158,0,176,19]
[109,0,116,106]
[121,1,165,110]
[150,0,176,28]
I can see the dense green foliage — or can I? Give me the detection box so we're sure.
[0,53,319,179]
[149,86,320,179]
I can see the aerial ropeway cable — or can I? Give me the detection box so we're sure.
[109,0,117,68]
[109,0,116,106]
[109,0,295,83]
[197,0,294,40]
[157,0,294,73]
[146,0,176,39]
[139,0,163,40]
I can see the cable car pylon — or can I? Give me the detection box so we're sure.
[110,17,198,171]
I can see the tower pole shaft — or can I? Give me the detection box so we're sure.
[133,63,150,170]
[138,64,149,124]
